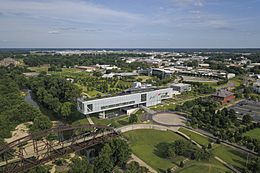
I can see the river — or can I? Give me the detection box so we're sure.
[24,90,39,108]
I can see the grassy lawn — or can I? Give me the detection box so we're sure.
[90,115,131,127]
[150,103,176,111]
[179,128,211,146]
[213,145,248,171]
[123,129,185,172]
[72,118,90,126]
[175,158,230,173]
[243,128,260,140]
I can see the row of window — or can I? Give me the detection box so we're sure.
[101,101,135,110]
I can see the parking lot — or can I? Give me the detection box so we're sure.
[229,100,260,121]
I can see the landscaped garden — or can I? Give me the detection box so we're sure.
[243,128,260,140]
[123,129,185,172]
[179,128,211,146]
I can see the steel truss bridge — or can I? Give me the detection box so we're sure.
[0,125,119,173]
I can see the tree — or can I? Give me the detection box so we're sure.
[94,144,113,173]
[129,114,138,124]
[243,114,253,124]
[108,138,131,167]
[28,165,50,173]
[126,161,149,173]
[31,116,52,132]
[60,102,72,118]
[69,156,93,173]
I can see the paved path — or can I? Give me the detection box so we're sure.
[86,115,94,125]
[214,156,241,173]
[140,105,156,114]
[128,154,157,173]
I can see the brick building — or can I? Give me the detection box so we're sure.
[212,89,235,104]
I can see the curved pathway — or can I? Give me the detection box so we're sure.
[117,124,242,173]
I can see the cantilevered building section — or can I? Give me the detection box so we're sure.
[77,87,173,118]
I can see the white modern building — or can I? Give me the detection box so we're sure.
[77,87,173,118]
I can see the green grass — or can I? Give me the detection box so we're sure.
[243,128,260,140]
[90,115,130,127]
[123,129,185,172]
[213,145,248,171]
[179,128,211,146]
[175,159,230,173]
[72,118,90,126]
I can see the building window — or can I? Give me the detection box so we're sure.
[87,104,93,112]
[78,101,84,112]
[141,94,147,102]
[101,101,135,110]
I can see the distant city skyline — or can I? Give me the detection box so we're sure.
[0,0,260,48]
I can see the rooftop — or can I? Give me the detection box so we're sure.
[212,90,234,98]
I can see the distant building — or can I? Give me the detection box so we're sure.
[139,68,173,79]
[199,63,210,68]
[171,83,191,93]
[76,66,97,72]
[212,89,235,104]
[253,80,260,93]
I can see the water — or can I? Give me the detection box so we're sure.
[24,90,39,108]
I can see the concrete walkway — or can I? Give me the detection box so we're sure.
[214,156,241,173]
[86,116,94,125]
[128,154,157,173]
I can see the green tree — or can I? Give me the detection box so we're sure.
[94,144,113,173]
[243,114,253,124]
[31,116,52,132]
[28,165,50,173]
[60,102,72,118]
[69,156,93,173]
[129,114,138,124]
[108,138,131,167]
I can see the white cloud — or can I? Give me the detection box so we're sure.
[48,30,60,34]
[171,0,205,7]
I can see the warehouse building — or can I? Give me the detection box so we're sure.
[77,87,173,118]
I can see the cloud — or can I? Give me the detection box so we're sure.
[48,30,60,34]
[171,0,205,7]
[84,28,102,32]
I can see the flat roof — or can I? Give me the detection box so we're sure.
[79,87,171,102]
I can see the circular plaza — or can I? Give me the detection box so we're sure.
[152,112,187,126]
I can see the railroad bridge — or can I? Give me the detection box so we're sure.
[0,125,119,173]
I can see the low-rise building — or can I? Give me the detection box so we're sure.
[170,83,191,93]
[212,89,235,104]
[77,87,173,118]
[253,80,260,93]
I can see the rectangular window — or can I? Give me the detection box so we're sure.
[78,101,84,112]
[101,101,135,110]
[141,94,147,102]
[87,104,93,112]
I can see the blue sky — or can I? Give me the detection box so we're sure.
[0,0,260,48]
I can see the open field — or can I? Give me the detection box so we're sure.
[243,128,260,140]
[175,158,230,173]
[178,128,211,146]
[213,145,248,171]
[123,129,185,172]
[90,115,131,127]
